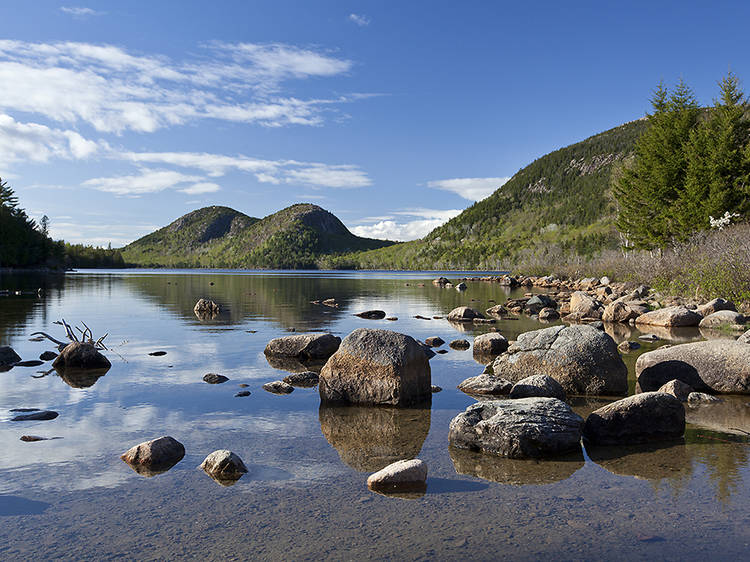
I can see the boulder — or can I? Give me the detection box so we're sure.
[697,298,736,317]
[636,340,750,394]
[263,333,341,360]
[455,282,467,291]
[282,371,319,387]
[203,373,228,384]
[432,277,450,286]
[448,398,584,459]
[698,310,746,330]
[485,304,507,316]
[602,301,640,323]
[569,291,602,319]
[449,339,471,350]
[509,375,566,401]
[538,307,560,320]
[52,342,111,370]
[120,436,185,476]
[424,336,445,348]
[355,310,386,320]
[739,330,750,344]
[457,373,512,396]
[582,392,685,446]
[447,306,484,322]
[0,346,21,366]
[366,459,427,493]
[472,333,508,356]
[635,306,702,327]
[524,295,557,314]
[687,392,723,405]
[199,450,248,485]
[194,298,220,318]
[657,379,694,402]
[319,328,431,406]
[490,324,627,396]
[263,380,294,394]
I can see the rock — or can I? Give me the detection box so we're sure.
[20,435,52,442]
[455,282,467,291]
[0,346,21,366]
[319,329,431,406]
[538,307,560,320]
[472,333,508,356]
[120,436,185,476]
[194,298,220,318]
[603,301,641,323]
[687,392,723,404]
[199,450,248,485]
[11,410,58,421]
[14,360,44,367]
[418,342,436,360]
[635,306,702,327]
[697,298,736,317]
[431,385,442,393]
[638,333,660,342]
[149,351,167,356]
[52,342,111,370]
[618,341,641,353]
[263,381,294,394]
[39,351,58,361]
[457,373,512,395]
[490,324,628,396]
[636,340,750,394]
[569,291,602,319]
[449,398,584,459]
[698,310,746,330]
[582,392,685,446]
[485,304,507,316]
[282,371,319,387]
[424,336,445,348]
[367,459,427,492]
[449,339,471,350]
[447,306,484,322]
[432,277,450,286]
[657,379,694,402]
[600,276,611,285]
[355,310,386,320]
[524,295,557,314]
[386,317,398,321]
[263,333,341,360]
[740,330,750,344]
[509,375,566,401]
[234,390,251,397]
[203,373,228,384]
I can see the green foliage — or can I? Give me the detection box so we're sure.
[62,243,126,268]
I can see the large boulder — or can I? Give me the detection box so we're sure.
[698,310,746,330]
[264,333,341,360]
[569,291,602,319]
[636,340,750,394]
[448,398,584,459]
[120,436,185,476]
[509,374,566,401]
[635,306,702,327]
[582,392,685,446]
[472,333,508,356]
[319,328,431,406]
[52,342,111,370]
[0,346,21,367]
[447,306,484,322]
[697,298,736,317]
[490,325,627,396]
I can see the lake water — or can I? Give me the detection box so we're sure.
[1,269,749,560]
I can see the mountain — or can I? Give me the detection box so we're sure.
[121,203,395,268]
[333,118,650,270]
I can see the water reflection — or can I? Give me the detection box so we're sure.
[265,355,325,374]
[450,447,584,485]
[586,441,692,484]
[55,366,110,388]
[319,403,431,472]
[635,325,701,342]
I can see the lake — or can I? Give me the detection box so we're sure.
[1,269,749,560]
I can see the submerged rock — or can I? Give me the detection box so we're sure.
[449,398,583,459]
[11,410,58,421]
[264,333,341,361]
[509,374,566,401]
[203,373,229,384]
[582,392,685,446]
[234,390,251,397]
[14,360,44,367]
[120,436,185,476]
[39,351,58,361]
[449,339,471,350]
[263,381,294,394]
[52,342,111,370]
[319,328,431,406]
[367,459,427,493]
[355,310,387,320]
[199,450,248,485]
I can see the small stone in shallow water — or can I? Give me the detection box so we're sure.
[234,391,251,397]
[238,383,249,388]
[367,459,428,493]
[449,339,471,350]
[149,351,167,356]
[20,435,61,442]
[12,410,58,421]
[385,317,398,321]
[199,450,248,485]
[263,380,294,394]
[14,360,44,367]
[638,334,660,342]
[282,371,319,387]
[424,336,445,348]
[39,351,58,361]
[203,373,229,384]
[355,310,386,320]
[618,341,641,353]
[431,385,442,393]
[121,436,185,476]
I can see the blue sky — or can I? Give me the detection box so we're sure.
[1,1,749,246]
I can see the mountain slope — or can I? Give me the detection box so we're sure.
[334,118,650,270]
[121,203,395,268]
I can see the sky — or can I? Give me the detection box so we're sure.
[1,1,749,246]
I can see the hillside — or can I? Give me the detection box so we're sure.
[121,203,395,268]
[332,118,650,270]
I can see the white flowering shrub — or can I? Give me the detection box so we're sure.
[709,211,740,231]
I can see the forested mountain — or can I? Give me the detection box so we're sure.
[121,203,396,268]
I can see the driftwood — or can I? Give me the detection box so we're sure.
[31,319,108,351]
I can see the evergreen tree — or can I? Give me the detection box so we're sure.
[680,71,750,230]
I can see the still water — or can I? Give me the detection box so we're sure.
[0,270,749,560]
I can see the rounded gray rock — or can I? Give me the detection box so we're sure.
[457,373,512,396]
[199,449,248,484]
[0,346,21,367]
[447,306,484,322]
[509,375,566,401]
[472,333,508,356]
[263,333,341,360]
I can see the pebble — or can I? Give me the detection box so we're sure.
[234,391,251,397]
[39,351,58,361]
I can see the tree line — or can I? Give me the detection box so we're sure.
[615,72,750,250]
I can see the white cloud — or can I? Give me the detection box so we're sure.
[178,182,221,195]
[82,169,203,195]
[427,176,510,201]
[0,40,358,133]
[60,6,101,17]
[351,208,462,241]
[349,14,371,27]
[283,163,371,188]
